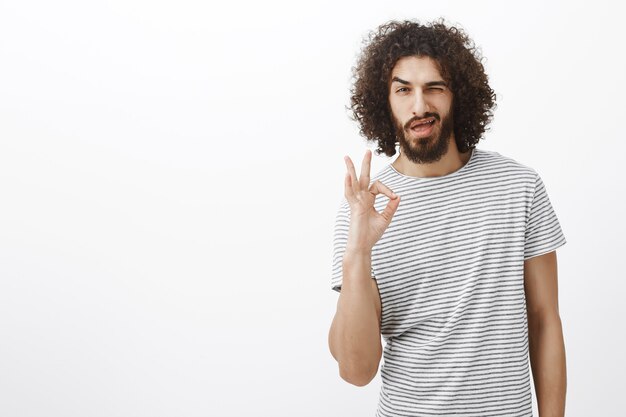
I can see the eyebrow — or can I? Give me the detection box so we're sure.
[391,76,448,87]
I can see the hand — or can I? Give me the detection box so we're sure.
[343,149,401,253]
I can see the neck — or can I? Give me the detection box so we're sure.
[392,140,473,178]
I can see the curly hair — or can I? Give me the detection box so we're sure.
[348,17,497,156]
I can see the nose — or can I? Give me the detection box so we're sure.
[411,90,429,116]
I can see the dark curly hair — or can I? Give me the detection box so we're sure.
[348,17,497,156]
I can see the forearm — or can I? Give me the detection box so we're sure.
[329,250,382,386]
[528,312,567,417]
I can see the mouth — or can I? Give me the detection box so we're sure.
[409,118,436,137]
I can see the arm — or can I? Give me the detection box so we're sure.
[328,250,383,386]
[328,150,399,387]
[524,250,567,417]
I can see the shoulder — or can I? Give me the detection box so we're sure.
[478,148,536,175]
[333,197,351,228]
[475,149,538,189]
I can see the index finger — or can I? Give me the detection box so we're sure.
[344,155,359,193]
[359,149,372,190]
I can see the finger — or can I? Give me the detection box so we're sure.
[368,180,397,200]
[379,194,401,222]
[344,172,356,203]
[359,149,371,190]
[344,155,360,194]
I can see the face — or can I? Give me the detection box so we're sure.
[388,55,454,163]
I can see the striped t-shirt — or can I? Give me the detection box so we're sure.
[330,147,566,417]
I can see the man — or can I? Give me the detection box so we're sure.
[328,18,567,417]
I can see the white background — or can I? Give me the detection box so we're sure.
[1,1,624,416]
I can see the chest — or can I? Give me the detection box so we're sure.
[370,181,530,339]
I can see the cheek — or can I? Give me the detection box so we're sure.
[388,97,401,112]
[387,102,404,121]
[435,97,453,116]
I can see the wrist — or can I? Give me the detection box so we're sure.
[343,247,372,263]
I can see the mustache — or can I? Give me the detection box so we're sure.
[405,113,440,130]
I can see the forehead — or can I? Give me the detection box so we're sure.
[389,55,444,84]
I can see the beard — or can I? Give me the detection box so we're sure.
[393,110,455,164]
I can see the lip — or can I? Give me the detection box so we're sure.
[409,117,436,129]
[409,120,435,138]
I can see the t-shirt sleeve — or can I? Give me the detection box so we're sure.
[524,172,567,260]
[330,198,351,293]
[331,198,377,293]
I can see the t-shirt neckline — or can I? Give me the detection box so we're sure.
[388,147,478,181]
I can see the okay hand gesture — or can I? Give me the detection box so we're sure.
[343,149,401,253]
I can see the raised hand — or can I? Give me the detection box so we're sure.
[343,149,401,253]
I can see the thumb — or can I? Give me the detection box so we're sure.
[379,195,400,223]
